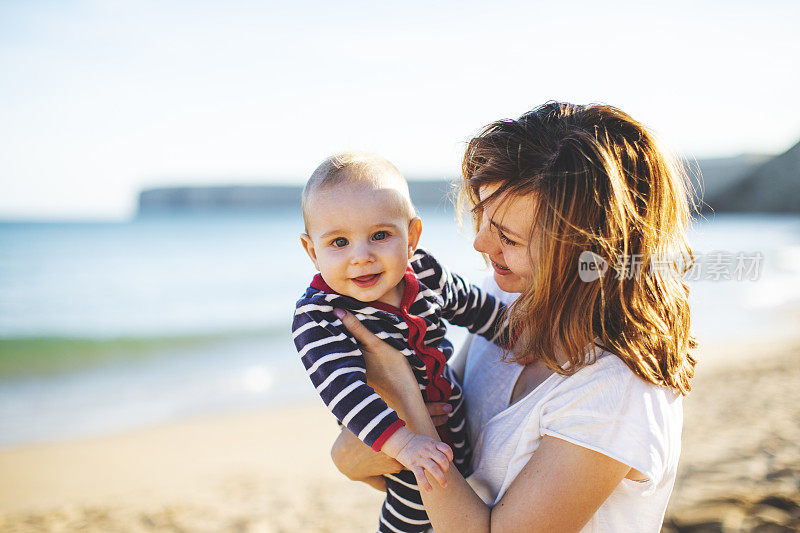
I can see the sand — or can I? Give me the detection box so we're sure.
[1,339,799,532]
[663,341,800,532]
[0,403,385,532]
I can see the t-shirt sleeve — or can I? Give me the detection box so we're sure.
[538,358,681,491]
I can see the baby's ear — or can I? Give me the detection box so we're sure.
[300,234,320,271]
[407,217,422,257]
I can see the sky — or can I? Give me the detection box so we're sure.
[1,0,799,219]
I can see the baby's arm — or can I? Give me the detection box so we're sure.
[381,426,454,492]
[293,305,405,450]
[415,250,509,345]
[294,303,455,489]
[331,402,455,492]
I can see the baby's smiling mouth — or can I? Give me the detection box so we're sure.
[351,273,382,288]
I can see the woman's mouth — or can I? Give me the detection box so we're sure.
[351,273,382,288]
[490,259,512,275]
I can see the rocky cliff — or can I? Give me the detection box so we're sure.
[707,140,800,213]
[137,147,800,215]
[138,180,454,215]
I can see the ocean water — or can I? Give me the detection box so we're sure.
[1,210,799,449]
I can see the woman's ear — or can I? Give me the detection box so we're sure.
[300,233,320,271]
[407,217,422,257]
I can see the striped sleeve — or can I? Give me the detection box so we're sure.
[415,250,507,343]
[292,304,405,450]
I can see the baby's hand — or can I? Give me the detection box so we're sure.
[381,426,454,492]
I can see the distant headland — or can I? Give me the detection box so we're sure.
[137,180,454,215]
[138,144,800,215]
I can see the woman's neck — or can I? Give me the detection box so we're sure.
[515,333,601,368]
[513,333,569,367]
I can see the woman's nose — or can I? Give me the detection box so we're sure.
[473,223,497,255]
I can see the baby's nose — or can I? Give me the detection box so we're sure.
[350,243,375,264]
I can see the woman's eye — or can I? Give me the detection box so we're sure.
[332,237,348,248]
[372,231,388,241]
[499,231,518,247]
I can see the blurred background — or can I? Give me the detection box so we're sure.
[1,1,798,532]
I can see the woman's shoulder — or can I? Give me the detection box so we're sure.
[546,350,683,424]
[566,350,678,397]
[541,349,684,443]
[537,350,683,487]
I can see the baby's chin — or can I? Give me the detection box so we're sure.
[327,282,387,304]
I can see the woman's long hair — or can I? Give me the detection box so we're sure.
[460,101,697,395]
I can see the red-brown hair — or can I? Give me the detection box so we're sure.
[460,102,697,395]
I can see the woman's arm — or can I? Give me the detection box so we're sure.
[335,308,631,533]
[485,436,630,531]
[331,427,401,491]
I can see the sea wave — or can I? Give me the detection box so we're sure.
[0,330,309,449]
[0,327,290,378]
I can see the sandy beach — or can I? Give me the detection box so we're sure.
[2,338,799,532]
[664,339,800,532]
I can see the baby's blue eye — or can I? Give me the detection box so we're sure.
[372,231,388,241]
[332,237,348,248]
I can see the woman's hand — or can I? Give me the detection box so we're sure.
[333,308,452,425]
[333,308,419,401]
[427,401,452,427]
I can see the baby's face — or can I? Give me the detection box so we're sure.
[301,182,421,307]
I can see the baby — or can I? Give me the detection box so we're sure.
[292,152,506,533]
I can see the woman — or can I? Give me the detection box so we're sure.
[331,101,697,531]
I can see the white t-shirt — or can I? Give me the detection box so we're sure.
[460,279,683,532]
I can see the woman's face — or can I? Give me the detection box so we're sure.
[473,185,537,293]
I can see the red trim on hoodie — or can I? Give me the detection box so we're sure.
[371,418,406,452]
[310,267,454,403]
[310,274,332,293]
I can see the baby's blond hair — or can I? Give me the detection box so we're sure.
[302,152,416,231]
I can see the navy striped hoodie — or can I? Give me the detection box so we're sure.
[292,248,506,452]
